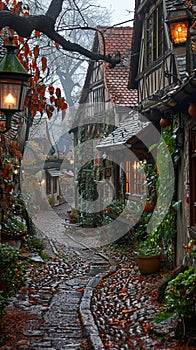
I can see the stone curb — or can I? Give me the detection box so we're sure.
[79,265,117,350]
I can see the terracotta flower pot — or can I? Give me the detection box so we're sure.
[70,218,76,224]
[137,254,161,275]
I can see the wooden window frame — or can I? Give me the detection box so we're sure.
[93,86,105,115]
[125,160,146,196]
[145,1,164,67]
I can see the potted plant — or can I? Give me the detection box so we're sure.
[1,213,27,241]
[69,208,77,224]
[135,233,161,274]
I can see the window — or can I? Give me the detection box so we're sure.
[145,2,165,67]
[125,160,146,196]
[93,86,105,115]
[46,174,51,195]
[53,177,57,193]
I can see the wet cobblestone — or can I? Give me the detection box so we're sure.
[1,205,193,349]
[0,235,111,350]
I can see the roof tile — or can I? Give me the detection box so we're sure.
[98,27,137,107]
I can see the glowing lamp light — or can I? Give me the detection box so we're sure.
[4,92,16,108]
[166,0,192,46]
[0,36,31,133]
[170,22,189,44]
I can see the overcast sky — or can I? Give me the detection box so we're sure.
[98,0,135,26]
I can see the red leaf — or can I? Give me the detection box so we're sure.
[0,2,4,11]
[55,42,60,49]
[33,45,39,58]
[41,56,47,72]
[56,87,61,97]
[35,30,40,37]
[48,86,54,95]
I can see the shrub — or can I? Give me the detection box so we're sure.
[164,266,196,320]
[25,235,45,253]
[0,243,26,314]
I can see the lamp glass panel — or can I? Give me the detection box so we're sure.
[0,80,22,110]
[170,22,188,44]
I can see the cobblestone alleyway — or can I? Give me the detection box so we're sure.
[0,207,112,350]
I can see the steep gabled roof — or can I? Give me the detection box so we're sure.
[99,27,138,107]
[80,26,138,108]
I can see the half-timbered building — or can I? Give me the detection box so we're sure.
[129,0,196,263]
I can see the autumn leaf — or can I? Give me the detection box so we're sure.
[105,343,114,348]
[0,1,4,10]
[18,36,24,44]
[77,287,84,292]
[48,86,54,95]
[142,322,154,333]
[11,1,23,15]
[33,45,39,58]
[56,87,61,97]
[41,56,47,72]
[35,30,40,37]
[122,308,137,313]
[55,42,60,49]
[24,43,30,57]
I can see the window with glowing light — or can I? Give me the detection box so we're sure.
[125,160,146,196]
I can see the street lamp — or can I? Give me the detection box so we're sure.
[166,0,192,46]
[0,36,31,133]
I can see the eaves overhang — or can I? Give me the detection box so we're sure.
[139,69,196,115]
[161,69,196,108]
[96,113,150,150]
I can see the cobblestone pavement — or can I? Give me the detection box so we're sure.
[1,237,112,350]
[2,204,194,349]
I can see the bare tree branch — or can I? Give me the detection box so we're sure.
[46,0,63,21]
[0,4,120,67]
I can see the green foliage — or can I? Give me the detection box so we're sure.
[135,229,161,256]
[154,311,174,324]
[69,208,77,219]
[136,241,161,256]
[0,243,26,314]
[161,125,177,159]
[163,267,196,320]
[25,235,45,253]
[48,195,56,208]
[40,250,50,261]
[105,199,125,217]
[3,214,27,233]
[133,211,152,241]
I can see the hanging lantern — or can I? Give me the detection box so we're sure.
[0,36,31,133]
[165,0,192,46]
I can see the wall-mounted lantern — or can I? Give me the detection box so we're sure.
[0,37,31,133]
[165,0,192,46]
